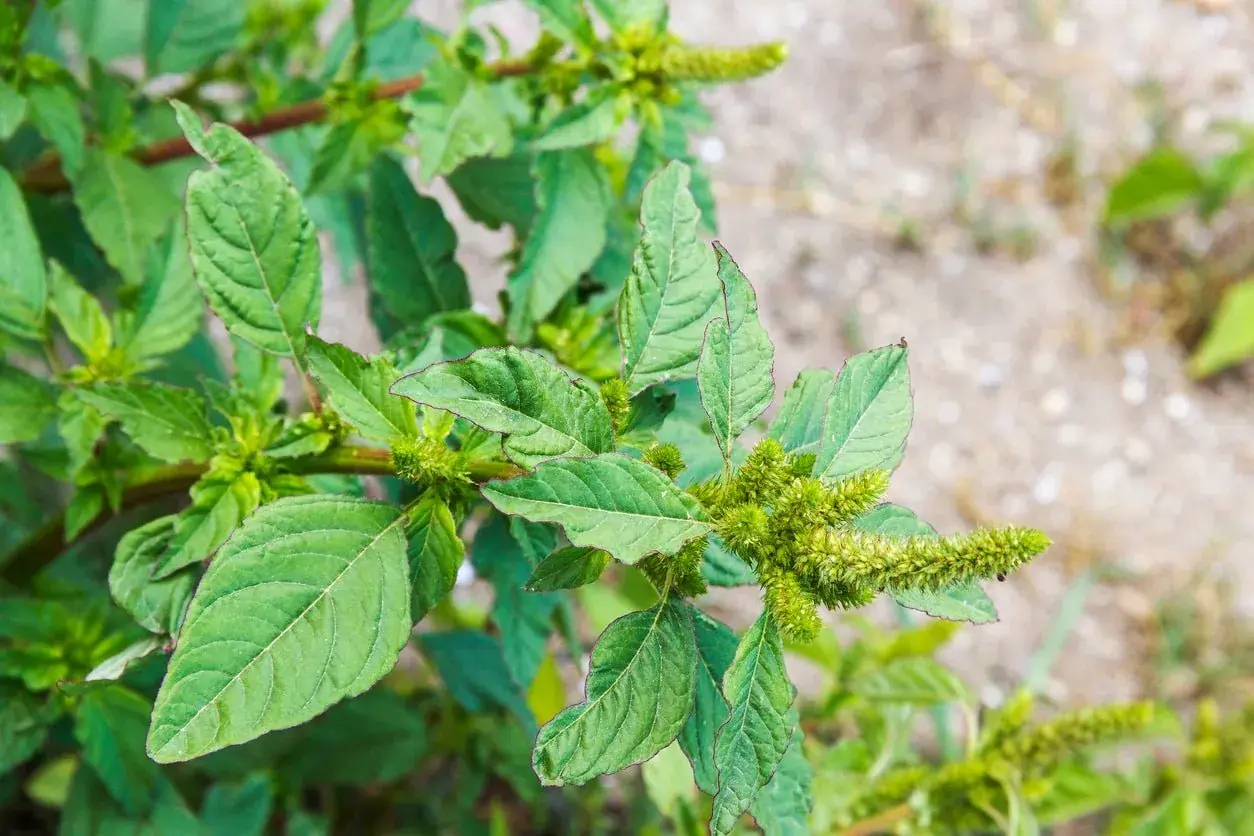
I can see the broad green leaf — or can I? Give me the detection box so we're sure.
[49,262,112,363]
[590,0,665,32]
[405,59,512,182]
[306,336,417,444]
[78,382,215,463]
[851,658,968,704]
[406,495,464,624]
[751,713,812,836]
[481,453,709,564]
[1189,278,1254,377]
[1104,148,1203,227]
[528,653,566,726]
[710,611,795,835]
[0,168,46,341]
[812,344,912,481]
[447,153,537,234]
[698,243,775,465]
[702,536,757,587]
[323,16,438,82]
[75,685,162,815]
[60,761,200,835]
[855,504,998,624]
[28,82,85,178]
[72,148,180,286]
[618,161,721,395]
[642,740,698,818]
[119,221,203,362]
[62,0,146,62]
[628,111,718,235]
[352,0,408,37]
[532,596,696,785]
[767,369,836,457]
[534,96,620,152]
[0,80,25,140]
[419,630,534,730]
[679,607,738,795]
[507,148,611,338]
[147,496,411,763]
[0,681,55,775]
[0,365,57,444]
[522,0,595,44]
[366,155,471,328]
[203,775,272,836]
[306,105,404,195]
[154,468,262,579]
[145,0,244,74]
[86,637,163,683]
[275,689,427,785]
[392,347,614,468]
[58,390,108,474]
[1033,762,1135,827]
[525,547,611,591]
[110,516,198,635]
[174,102,322,366]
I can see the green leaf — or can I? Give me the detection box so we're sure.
[28,82,86,178]
[679,607,738,795]
[72,148,180,286]
[481,453,709,564]
[710,611,795,835]
[642,740,698,818]
[306,336,417,443]
[78,382,215,463]
[392,347,614,468]
[0,168,46,341]
[154,468,262,579]
[0,80,26,141]
[855,504,998,624]
[0,681,55,775]
[447,153,537,234]
[1189,278,1254,377]
[86,637,163,683]
[419,630,534,730]
[618,161,722,395]
[60,759,200,835]
[507,148,611,338]
[522,0,595,45]
[851,658,969,704]
[1104,148,1203,227]
[146,495,411,763]
[58,390,107,475]
[767,369,836,457]
[405,59,512,182]
[145,0,244,73]
[119,221,203,362]
[590,0,666,33]
[702,535,757,587]
[110,516,198,635]
[406,495,464,624]
[175,102,322,365]
[306,107,404,196]
[203,775,272,836]
[532,596,696,786]
[525,546,610,591]
[698,242,775,466]
[75,685,162,815]
[812,344,912,482]
[751,713,812,836]
[352,0,408,37]
[48,262,112,363]
[366,155,471,327]
[0,364,57,444]
[534,96,620,152]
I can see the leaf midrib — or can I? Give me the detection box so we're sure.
[150,512,403,760]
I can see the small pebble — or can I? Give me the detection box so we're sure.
[1041,387,1070,416]
[978,363,1006,390]
[1164,393,1192,422]
[1033,465,1061,505]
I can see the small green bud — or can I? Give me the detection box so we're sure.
[638,535,708,598]
[727,437,791,505]
[600,378,631,433]
[995,702,1156,773]
[660,41,788,83]
[643,442,685,480]
[786,451,816,478]
[826,468,891,521]
[717,504,770,561]
[760,564,821,642]
[978,688,1035,754]
[390,437,467,494]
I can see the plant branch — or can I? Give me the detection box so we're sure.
[838,804,913,836]
[0,444,521,588]
[19,58,537,194]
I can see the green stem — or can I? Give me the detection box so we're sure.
[0,444,520,588]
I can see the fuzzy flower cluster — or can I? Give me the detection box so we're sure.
[693,438,1050,642]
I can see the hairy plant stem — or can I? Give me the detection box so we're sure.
[19,58,537,194]
[0,444,520,588]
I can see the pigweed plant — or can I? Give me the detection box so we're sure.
[0,0,1076,832]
